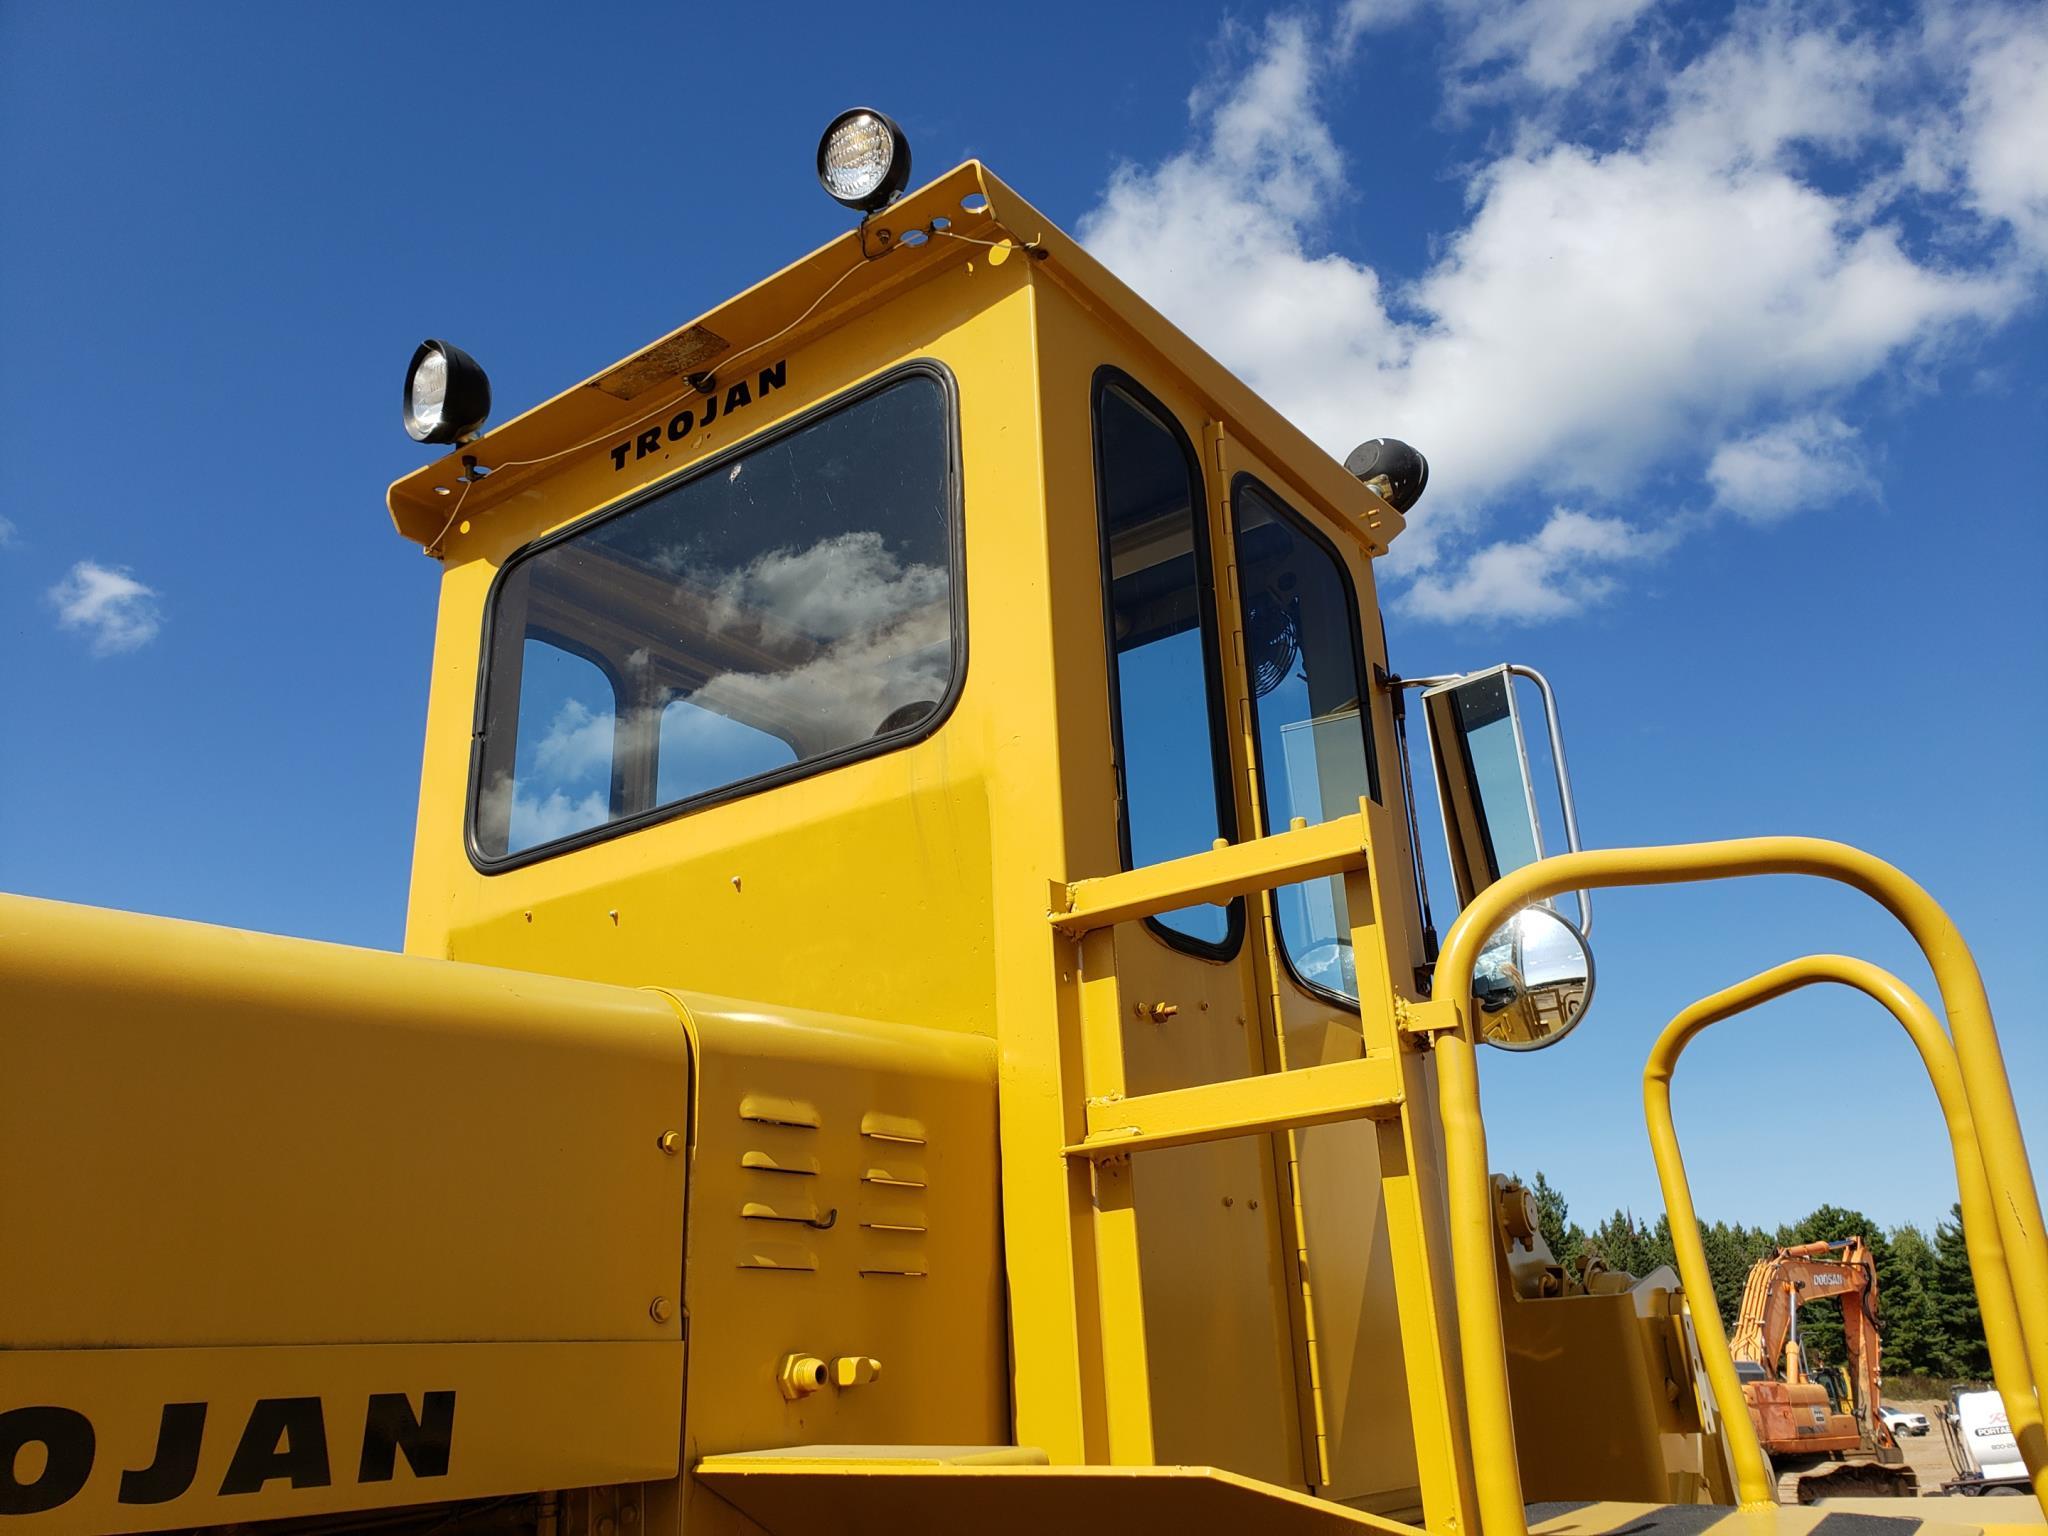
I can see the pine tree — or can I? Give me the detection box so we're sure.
[1883,1222,1944,1376]
[1700,1220,1775,1327]
[1589,1209,1662,1279]
[1930,1203,1990,1378]
[1530,1171,1585,1276]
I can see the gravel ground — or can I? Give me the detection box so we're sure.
[1889,1399,1964,1495]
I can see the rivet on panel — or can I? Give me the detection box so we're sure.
[609,909,620,924]
[658,1130,682,1155]
[650,1296,674,1323]
[731,875,742,891]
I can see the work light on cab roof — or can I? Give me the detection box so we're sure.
[402,339,491,446]
[816,107,910,212]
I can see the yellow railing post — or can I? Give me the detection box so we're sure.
[1423,837,2047,1536]
[1642,955,2044,1514]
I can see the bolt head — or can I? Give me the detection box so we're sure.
[650,1296,674,1324]
[657,1130,682,1155]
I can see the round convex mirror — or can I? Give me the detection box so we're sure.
[1470,905,1594,1050]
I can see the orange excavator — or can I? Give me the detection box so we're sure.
[1727,1237,1914,1498]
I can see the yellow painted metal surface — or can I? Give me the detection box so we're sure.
[0,893,687,1532]
[372,154,1441,1519]
[4,146,2033,1536]
[694,1451,1426,1535]
[1643,955,2045,1513]
[659,994,1009,1471]
[1501,1280,1702,1505]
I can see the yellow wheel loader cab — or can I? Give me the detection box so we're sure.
[4,117,2043,1536]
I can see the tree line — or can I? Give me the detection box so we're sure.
[1525,1172,1991,1379]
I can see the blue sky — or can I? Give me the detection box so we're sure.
[2,0,2042,1235]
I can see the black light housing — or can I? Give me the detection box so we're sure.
[1344,437,1429,512]
[403,339,492,445]
[816,107,911,214]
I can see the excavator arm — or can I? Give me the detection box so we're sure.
[1727,1239,1895,1464]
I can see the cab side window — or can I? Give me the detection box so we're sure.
[505,639,618,854]
[1234,477,1380,1001]
[473,369,958,865]
[1092,372,1240,953]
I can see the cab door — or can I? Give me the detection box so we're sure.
[1087,368,1306,1487]
[1214,438,1429,1512]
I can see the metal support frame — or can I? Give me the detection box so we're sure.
[1047,827,2045,1536]
[1413,838,2048,1536]
[1643,955,2045,1513]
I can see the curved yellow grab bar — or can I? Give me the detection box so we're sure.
[1428,838,2046,1536]
[1644,955,2044,1513]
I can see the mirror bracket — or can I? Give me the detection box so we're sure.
[1395,996,1461,1040]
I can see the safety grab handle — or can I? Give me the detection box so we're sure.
[1643,955,2043,1512]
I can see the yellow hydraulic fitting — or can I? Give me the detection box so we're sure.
[777,1353,829,1401]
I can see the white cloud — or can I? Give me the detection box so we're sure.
[48,560,162,654]
[1707,414,1873,521]
[507,787,609,850]
[1078,4,2040,622]
[1932,6,2048,263]
[1344,0,1658,93]
[698,530,948,648]
[529,696,617,784]
[0,515,16,548]
[1401,507,1668,622]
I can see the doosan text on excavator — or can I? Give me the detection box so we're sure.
[3,107,2044,1536]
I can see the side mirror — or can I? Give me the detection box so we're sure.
[1419,664,1589,932]
[1471,906,1594,1050]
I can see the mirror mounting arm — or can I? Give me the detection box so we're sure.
[1503,665,1591,937]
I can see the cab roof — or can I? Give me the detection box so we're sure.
[386,161,1403,559]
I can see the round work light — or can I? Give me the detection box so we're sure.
[1344,437,1429,513]
[403,340,492,445]
[816,108,911,213]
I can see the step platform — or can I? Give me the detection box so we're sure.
[695,1451,2043,1536]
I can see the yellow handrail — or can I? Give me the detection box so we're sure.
[1642,955,2044,1514]
[1425,838,2047,1536]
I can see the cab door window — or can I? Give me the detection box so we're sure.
[1092,371,1240,953]
[1233,476,1380,1000]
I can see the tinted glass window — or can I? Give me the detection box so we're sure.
[1235,479,1379,1000]
[1095,378,1236,950]
[476,372,956,861]
[507,639,616,852]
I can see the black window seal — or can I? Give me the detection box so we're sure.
[1231,471,1382,1012]
[465,358,966,874]
[1090,365,1244,963]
